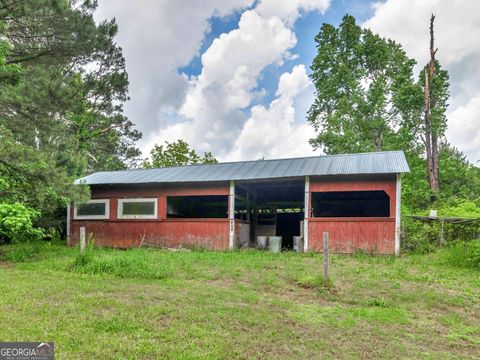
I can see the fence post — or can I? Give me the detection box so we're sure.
[80,226,86,256]
[323,232,329,283]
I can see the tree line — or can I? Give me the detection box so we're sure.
[0,2,478,245]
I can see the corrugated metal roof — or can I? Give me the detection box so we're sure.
[75,151,410,185]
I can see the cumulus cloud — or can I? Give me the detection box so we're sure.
[229,64,316,160]
[363,0,480,162]
[94,0,255,150]
[148,0,330,160]
[447,93,480,162]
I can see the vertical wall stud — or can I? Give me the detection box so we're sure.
[66,204,71,246]
[229,180,235,250]
[304,176,310,252]
[395,173,401,256]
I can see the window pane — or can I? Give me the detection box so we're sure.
[167,195,228,218]
[122,201,155,215]
[77,202,106,216]
[311,191,390,217]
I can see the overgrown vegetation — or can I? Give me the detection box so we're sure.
[0,244,478,358]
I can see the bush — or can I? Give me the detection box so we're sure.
[0,202,44,243]
[402,200,480,253]
[440,241,480,269]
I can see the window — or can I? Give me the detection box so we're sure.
[118,198,157,219]
[74,199,109,220]
[311,191,390,217]
[167,195,228,218]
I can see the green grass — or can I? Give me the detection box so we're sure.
[0,242,479,359]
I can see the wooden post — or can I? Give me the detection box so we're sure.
[229,180,235,250]
[303,176,310,252]
[79,227,86,255]
[323,232,329,282]
[395,173,402,256]
[66,204,71,246]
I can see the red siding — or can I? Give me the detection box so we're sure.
[70,219,229,250]
[308,175,397,254]
[69,182,230,250]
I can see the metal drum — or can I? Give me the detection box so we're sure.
[268,236,282,253]
[293,236,303,252]
[257,236,268,250]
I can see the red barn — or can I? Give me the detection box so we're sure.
[68,151,409,255]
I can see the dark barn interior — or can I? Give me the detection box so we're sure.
[236,178,305,249]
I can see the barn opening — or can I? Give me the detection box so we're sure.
[311,190,390,217]
[235,178,304,249]
[167,195,228,218]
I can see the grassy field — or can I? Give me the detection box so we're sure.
[0,242,479,359]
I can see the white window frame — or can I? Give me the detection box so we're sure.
[117,198,158,220]
[74,199,110,220]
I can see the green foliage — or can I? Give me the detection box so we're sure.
[0,202,44,243]
[308,15,420,154]
[308,14,478,227]
[144,139,218,168]
[438,241,480,269]
[0,40,21,85]
[0,1,140,234]
[402,213,480,254]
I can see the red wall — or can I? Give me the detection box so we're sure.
[307,175,397,254]
[69,182,230,250]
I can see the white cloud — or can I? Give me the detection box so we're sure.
[364,0,480,68]
[228,65,317,161]
[149,0,330,160]
[447,93,480,163]
[364,0,480,163]
[94,0,255,153]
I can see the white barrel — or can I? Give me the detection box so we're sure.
[293,236,303,252]
[269,236,282,253]
[257,236,268,250]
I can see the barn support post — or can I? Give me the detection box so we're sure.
[229,180,235,250]
[395,173,401,256]
[66,204,71,246]
[303,176,310,252]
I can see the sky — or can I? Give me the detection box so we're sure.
[94,0,480,163]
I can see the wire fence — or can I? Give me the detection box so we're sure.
[401,215,480,251]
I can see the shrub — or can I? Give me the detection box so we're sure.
[401,200,480,253]
[440,241,480,269]
[0,202,44,243]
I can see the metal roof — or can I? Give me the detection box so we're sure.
[75,151,410,185]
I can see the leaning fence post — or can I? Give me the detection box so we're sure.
[323,232,329,283]
[80,226,86,256]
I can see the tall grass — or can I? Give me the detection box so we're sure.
[438,240,480,269]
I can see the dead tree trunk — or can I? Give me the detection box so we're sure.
[424,14,440,201]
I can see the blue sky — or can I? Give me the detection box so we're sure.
[95,0,480,163]
[180,0,374,107]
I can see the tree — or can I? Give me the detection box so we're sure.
[0,0,141,172]
[419,15,449,199]
[144,140,218,168]
[308,15,420,155]
[0,1,139,236]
